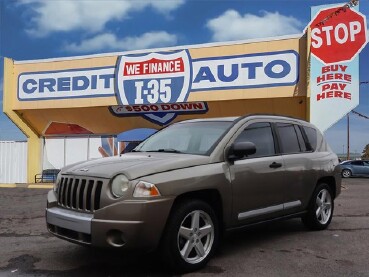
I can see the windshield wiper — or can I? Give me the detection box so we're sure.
[146,148,182,153]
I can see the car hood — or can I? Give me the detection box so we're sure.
[62,152,211,180]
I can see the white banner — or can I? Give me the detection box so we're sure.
[18,67,115,101]
[191,51,299,91]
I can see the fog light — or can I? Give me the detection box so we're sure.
[106,229,126,247]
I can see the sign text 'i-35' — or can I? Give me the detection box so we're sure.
[115,50,192,106]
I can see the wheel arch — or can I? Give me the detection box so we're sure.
[177,190,222,221]
[165,189,224,233]
[158,189,223,271]
[317,176,337,198]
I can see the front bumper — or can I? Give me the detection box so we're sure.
[46,190,174,250]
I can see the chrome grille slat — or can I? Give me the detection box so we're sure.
[82,180,89,211]
[66,178,73,207]
[94,181,103,211]
[78,180,86,210]
[59,178,67,205]
[90,181,97,211]
[62,178,69,206]
[57,176,103,213]
[58,177,65,204]
[70,179,74,207]
[76,180,81,209]
[85,180,94,211]
[72,179,79,209]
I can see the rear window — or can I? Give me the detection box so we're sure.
[294,125,307,152]
[303,126,317,151]
[276,123,301,154]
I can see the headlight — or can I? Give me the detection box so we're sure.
[133,181,161,197]
[53,172,62,193]
[111,174,130,198]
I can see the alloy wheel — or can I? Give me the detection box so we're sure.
[342,170,351,178]
[177,210,214,264]
[315,189,332,225]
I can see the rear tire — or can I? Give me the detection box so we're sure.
[160,199,219,273]
[302,183,334,230]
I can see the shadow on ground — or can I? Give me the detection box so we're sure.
[1,218,309,276]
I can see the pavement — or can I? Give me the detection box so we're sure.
[0,178,368,276]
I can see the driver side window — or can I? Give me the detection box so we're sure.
[234,122,275,158]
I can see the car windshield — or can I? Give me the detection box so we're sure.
[135,121,233,155]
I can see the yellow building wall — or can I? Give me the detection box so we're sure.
[3,58,42,183]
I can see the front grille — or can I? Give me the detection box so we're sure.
[58,177,103,213]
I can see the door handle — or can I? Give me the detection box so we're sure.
[269,162,282,169]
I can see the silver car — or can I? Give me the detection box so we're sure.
[46,115,341,272]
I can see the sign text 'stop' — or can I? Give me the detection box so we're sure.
[309,6,367,64]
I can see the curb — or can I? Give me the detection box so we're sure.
[0,183,53,189]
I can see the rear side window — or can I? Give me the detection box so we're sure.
[303,126,317,151]
[234,122,275,158]
[294,125,307,152]
[351,161,364,166]
[276,123,300,154]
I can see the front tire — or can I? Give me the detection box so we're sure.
[342,169,352,178]
[302,183,334,230]
[161,199,219,273]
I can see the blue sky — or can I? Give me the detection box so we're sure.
[0,0,368,154]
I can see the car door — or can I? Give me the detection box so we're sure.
[351,161,365,175]
[229,121,287,226]
[274,122,316,212]
[363,161,369,176]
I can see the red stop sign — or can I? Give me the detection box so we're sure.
[310,7,368,64]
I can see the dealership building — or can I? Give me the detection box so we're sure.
[1,3,367,183]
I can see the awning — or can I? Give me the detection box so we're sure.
[117,128,157,142]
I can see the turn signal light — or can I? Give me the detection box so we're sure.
[133,181,161,197]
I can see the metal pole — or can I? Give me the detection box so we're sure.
[347,113,350,161]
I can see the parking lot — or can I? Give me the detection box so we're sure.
[0,178,368,277]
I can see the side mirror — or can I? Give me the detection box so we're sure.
[228,141,256,160]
